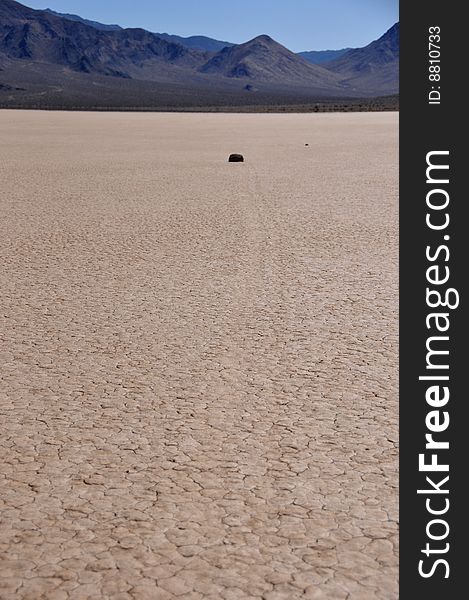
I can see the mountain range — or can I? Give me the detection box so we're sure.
[0,0,399,109]
[39,8,373,65]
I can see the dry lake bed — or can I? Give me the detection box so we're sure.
[0,111,398,600]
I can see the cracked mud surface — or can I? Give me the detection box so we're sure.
[0,111,398,599]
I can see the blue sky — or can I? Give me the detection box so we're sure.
[23,0,399,52]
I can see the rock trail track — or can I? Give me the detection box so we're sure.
[0,111,398,599]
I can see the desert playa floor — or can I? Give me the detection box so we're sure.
[0,111,398,600]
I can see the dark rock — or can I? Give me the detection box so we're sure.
[229,154,244,162]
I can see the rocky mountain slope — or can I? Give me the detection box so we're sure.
[323,23,399,94]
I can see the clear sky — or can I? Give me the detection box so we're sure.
[23,0,399,52]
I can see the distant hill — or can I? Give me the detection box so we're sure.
[43,8,122,31]
[323,23,399,94]
[153,33,234,53]
[200,35,343,92]
[299,48,351,65]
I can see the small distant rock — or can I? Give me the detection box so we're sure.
[229,154,244,162]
